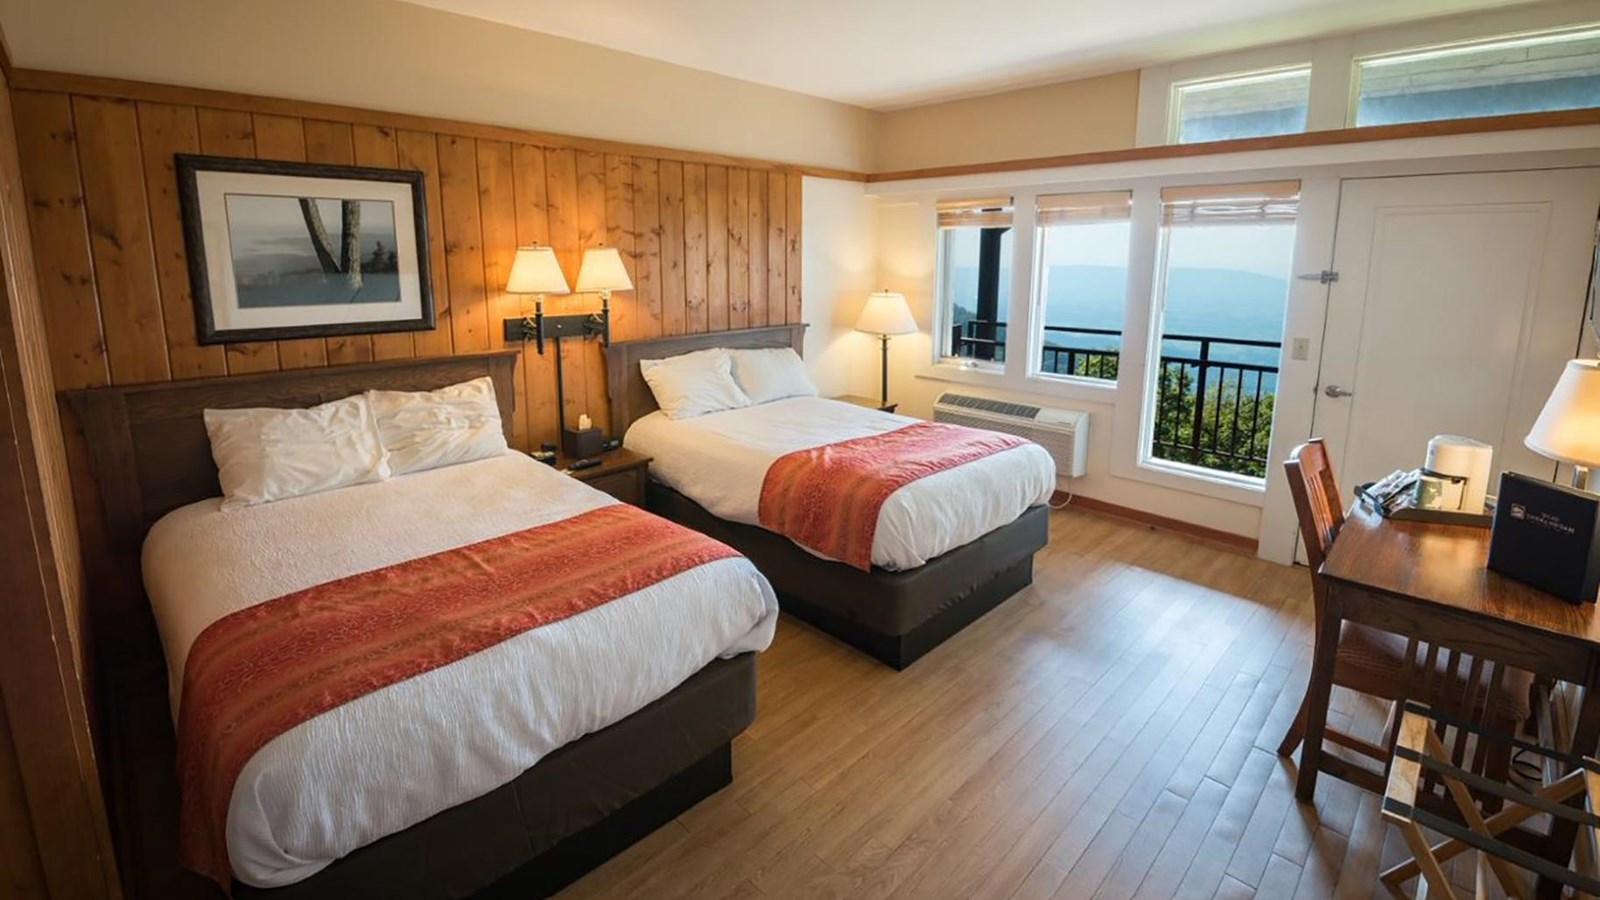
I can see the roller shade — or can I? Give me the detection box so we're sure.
[937,196,1013,228]
[1161,180,1300,225]
[1036,190,1132,226]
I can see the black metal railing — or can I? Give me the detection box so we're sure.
[949,322,1281,478]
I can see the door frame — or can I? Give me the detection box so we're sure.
[1255,153,1600,564]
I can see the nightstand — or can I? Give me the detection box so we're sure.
[557,448,652,506]
[831,394,898,414]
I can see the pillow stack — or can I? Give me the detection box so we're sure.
[639,347,817,419]
[204,377,510,509]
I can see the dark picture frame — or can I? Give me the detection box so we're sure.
[175,154,435,345]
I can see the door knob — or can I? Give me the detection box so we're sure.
[1323,384,1354,398]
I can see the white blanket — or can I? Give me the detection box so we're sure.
[142,452,778,888]
[624,397,1057,571]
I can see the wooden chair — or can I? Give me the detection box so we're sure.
[1279,439,1531,788]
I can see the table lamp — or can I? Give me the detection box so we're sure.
[1526,358,1600,490]
[854,290,917,409]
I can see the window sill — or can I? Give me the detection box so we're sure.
[1110,454,1269,508]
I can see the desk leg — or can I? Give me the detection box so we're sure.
[1295,596,1342,803]
[1537,676,1600,900]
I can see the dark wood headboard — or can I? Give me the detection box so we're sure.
[603,324,806,437]
[63,352,518,552]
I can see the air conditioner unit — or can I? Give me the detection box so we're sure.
[932,392,1087,478]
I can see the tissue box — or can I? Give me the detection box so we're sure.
[561,427,603,458]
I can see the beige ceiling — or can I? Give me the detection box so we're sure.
[400,0,1549,109]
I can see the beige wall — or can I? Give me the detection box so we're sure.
[874,72,1142,174]
[0,0,877,173]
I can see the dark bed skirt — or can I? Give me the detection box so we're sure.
[111,653,756,900]
[646,481,1049,669]
[239,652,756,900]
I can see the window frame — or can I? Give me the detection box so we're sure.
[933,222,1012,371]
[1028,192,1136,387]
[1347,23,1600,128]
[1135,3,1600,147]
[1168,64,1315,146]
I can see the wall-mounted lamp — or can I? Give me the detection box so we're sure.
[503,245,571,354]
[503,246,633,450]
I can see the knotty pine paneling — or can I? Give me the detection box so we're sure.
[12,85,805,452]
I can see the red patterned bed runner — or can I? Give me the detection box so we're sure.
[757,421,1027,571]
[176,503,738,890]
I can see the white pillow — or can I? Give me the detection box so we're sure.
[729,347,817,405]
[639,349,752,420]
[367,377,510,476]
[204,395,389,509]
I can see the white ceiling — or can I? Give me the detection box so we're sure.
[400,0,1547,109]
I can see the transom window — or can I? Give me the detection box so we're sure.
[1170,66,1312,144]
[1353,25,1600,127]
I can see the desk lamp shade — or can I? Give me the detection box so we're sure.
[506,246,570,296]
[576,247,633,294]
[854,291,917,336]
[1527,359,1600,470]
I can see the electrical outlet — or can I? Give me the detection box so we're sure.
[1291,337,1310,361]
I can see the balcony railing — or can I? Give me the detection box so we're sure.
[950,322,1281,478]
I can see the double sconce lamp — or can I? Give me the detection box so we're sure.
[502,245,633,354]
[502,246,633,447]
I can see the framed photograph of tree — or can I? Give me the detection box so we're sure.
[176,154,435,344]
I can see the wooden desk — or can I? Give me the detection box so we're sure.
[1306,505,1600,894]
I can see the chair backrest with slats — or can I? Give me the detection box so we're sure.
[1284,439,1345,601]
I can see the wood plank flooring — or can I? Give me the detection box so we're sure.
[558,507,1497,900]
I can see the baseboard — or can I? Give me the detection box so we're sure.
[1058,492,1258,556]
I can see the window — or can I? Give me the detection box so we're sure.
[937,198,1013,364]
[1147,181,1298,481]
[1033,191,1133,382]
[1354,26,1600,127]
[1171,67,1312,143]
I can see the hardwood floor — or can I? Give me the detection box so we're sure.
[558,506,1494,900]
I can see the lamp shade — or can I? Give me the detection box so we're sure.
[576,246,634,293]
[505,245,570,295]
[1526,358,1600,467]
[855,291,917,336]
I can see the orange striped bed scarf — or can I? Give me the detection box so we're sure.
[175,503,738,891]
[757,421,1027,571]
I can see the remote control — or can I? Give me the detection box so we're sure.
[565,457,603,472]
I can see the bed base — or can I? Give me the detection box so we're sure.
[647,481,1049,670]
[108,653,756,900]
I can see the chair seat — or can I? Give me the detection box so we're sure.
[1335,622,1533,725]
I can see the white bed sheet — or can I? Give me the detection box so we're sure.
[142,452,778,889]
[624,397,1057,571]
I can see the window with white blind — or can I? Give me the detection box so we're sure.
[1147,181,1299,482]
[1353,26,1600,126]
[1033,191,1133,383]
[936,197,1013,364]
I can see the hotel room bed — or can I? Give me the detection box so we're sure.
[606,325,1054,670]
[67,352,776,900]
[144,452,776,890]
[626,396,1054,571]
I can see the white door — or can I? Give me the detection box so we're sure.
[1312,168,1600,525]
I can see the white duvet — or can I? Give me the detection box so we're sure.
[142,452,778,889]
[624,397,1057,571]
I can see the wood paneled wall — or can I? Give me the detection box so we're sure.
[0,59,122,899]
[12,83,806,452]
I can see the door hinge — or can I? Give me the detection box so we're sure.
[1297,270,1339,285]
